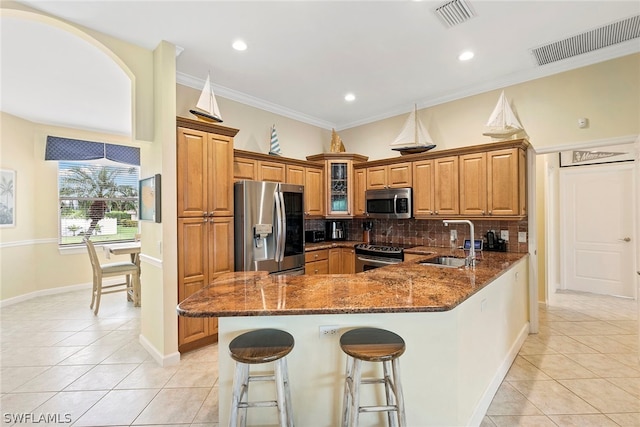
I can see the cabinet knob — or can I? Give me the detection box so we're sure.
[434,210,439,215]
[488,210,492,215]
[482,210,485,215]
[314,269,319,273]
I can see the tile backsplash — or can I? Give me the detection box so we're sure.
[305,218,528,253]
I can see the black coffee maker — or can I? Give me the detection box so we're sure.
[326,220,346,241]
[485,230,507,252]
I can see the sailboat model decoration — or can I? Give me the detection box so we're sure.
[390,104,436,155]
[189,73,223,123]
[482,91,524,139]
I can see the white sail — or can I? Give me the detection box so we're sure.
[390,105,434,148]
[483,91,523,138]
[190,73,223,122]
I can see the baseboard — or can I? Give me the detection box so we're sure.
[467,322,530,426]
[0,282,92,307]
[139,333,180,367]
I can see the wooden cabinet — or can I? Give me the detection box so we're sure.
[366,162,412,189]
[305,249,329,275]
[305,166,325,217]
[458,148,525,217]
[259,160,286,182]
[487,148,525,216]
[434,156,459,216]
[328,247,356,274]
[413,159,435,218]
[177,117,238,353]
[306,153,368,218]
[353,166,367,216]
[286,164,305,185]
[459,152,487,216]
[177,126,234,217]
[233,157,257,181]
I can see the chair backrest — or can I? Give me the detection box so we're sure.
[84,238,100,275]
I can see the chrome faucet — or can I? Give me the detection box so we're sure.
[443,220,476,267]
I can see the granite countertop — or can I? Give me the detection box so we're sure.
[177,247,528,318]
[305,240,362,251]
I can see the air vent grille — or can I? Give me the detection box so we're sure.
[434,0,476,28]
[531,15,640,66]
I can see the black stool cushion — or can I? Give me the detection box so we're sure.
[340,327,405,362]
[229,328,294,364]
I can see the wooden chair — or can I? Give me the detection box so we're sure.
[84,239,140,315]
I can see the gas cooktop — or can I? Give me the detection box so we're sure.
[354,243,409,255]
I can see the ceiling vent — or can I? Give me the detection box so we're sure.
[434,0,476,28]
[531,15,640,66]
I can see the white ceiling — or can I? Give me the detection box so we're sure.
[3,1,640,135]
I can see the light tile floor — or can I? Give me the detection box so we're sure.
[483,290,639,427]
[1,288,638,426]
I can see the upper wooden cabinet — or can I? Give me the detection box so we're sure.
[413,141,528,219]
[233,150,325,217]
[306,153,368,218]
[177,119,235,218]
[353,166,367,216]
[366,162,412,190]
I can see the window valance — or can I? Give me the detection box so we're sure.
[45,136,140,166]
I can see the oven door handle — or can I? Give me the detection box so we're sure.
[356,256,400,265]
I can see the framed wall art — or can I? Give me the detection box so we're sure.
[0,169,15,227]
[139,174,161,223]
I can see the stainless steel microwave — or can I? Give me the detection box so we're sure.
[365,188,412,219]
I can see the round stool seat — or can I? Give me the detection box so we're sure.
[229,328,294,364]
[340,327,405,362]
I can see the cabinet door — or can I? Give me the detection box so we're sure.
[177,127,208,218]
[234,157,257,182]
[259,161,286,182]
[434,156,459,216]
[459,152,487,216]
[178,218,210,346]
[487,148,520,216]
[327,160,353,217]
[305,166,325,216]
[388,162,412,188]
[328,248,341,274]
[208,133,234,216]
[413,160,435,217]
[366,166,387,190]
[353,167,367,216]
[286,165,305,185]
[306,260,329,275]
[341,247,355,274]
[208,217,234,279]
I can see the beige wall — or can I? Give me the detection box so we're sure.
[177,84,330,159]
[341,54,640,160]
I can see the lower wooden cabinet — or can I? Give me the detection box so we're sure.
[305,249,329,275]
[177,216,233,352]
[328,247,355,274]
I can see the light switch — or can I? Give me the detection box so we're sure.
[518,232,527,243]
[500,230,509,241]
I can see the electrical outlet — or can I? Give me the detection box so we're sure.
[518,232,527,243]
[319,325,340,338]
[450,230,457,241]
[500,230,509,241]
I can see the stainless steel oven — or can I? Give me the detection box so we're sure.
[354,243,404,272]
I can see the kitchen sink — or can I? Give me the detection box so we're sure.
[419,256,467,268]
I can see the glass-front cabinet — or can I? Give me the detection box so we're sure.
[306,153,368,218]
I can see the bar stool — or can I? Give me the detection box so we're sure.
[229,328,294,427]
[340,327,407,427]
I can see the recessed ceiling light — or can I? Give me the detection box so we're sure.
[344,93,356,102]
[458,50,474,61]
[232,40,247,51]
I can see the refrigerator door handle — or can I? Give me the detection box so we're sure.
[278,191,287,262]
[274,192,283,262]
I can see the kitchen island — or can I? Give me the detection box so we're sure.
[178,248,529,426]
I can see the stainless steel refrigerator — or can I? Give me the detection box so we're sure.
[234,180,305,275]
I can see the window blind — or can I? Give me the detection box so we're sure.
[45,136,140,166]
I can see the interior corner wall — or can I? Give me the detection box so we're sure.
[176,84,330,160]
[137,40,179,362]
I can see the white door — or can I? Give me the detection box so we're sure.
[560,163,636,297]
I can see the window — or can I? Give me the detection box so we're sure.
[58,160,139,245]
[45,136,141,246]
